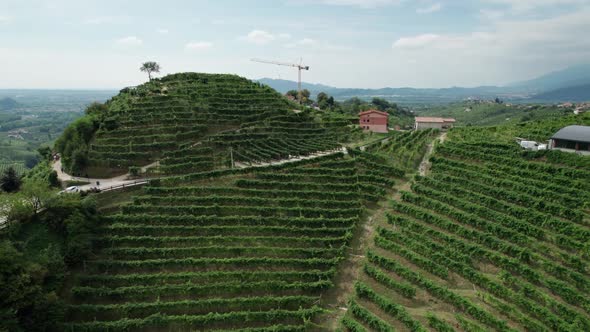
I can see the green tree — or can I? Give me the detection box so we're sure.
[84,102,109,120]
[54,114,100,173]
[317,92,338,110]
[24,155,39,169]
[37,146,52,161]
[286,89,312,104]
[20,178,53,215]
[0,167,21,193]
[63,211,94,265]
[140,61,161,81]
[0,241,65,331]
[286,90,298,99]
[70,149,88,175]
[371,97,398,112]
[48,171,60,188]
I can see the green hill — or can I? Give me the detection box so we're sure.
[0,97,18,111]
[55,73,352,177]
[55,73,398,330]
[417,101,570,126]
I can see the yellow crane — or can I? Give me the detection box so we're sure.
[251,58,310,104]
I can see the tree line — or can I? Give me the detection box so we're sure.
[1,151,100,331]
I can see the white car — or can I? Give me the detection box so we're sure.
[66,186,79,192]
[59,186,80,195]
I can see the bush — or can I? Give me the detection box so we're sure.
[63,211,95,266]
[129,166,141,177]
[0,166,21,193]
[48,171,60,188]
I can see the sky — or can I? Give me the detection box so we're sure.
[1,0,589,89]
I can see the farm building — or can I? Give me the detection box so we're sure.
[414,117,456,131]
[549,125,590,155]
[359,110,388,133]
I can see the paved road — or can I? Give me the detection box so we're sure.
[53,160,152,192]
[234,147,347,168]
[53,148,346,192]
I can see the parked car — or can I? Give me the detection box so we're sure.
[58,186,80,195]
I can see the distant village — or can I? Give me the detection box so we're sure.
[557,101,590,115]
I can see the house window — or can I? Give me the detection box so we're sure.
[578,142,589,151]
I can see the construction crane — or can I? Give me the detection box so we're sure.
[251,58,310,104]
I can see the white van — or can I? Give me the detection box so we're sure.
[519,141,539,150]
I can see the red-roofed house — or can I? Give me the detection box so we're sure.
[414,117,455,131]
[359,110,389,133]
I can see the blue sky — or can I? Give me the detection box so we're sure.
[1,0,589,89]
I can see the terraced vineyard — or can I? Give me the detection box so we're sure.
[367,129,439,171]
[0,162,26,175]
[82,73,348,176]
[51,72,590,331]
[340,136,590,331]
[64,152,405,330]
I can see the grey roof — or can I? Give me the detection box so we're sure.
[551,125,590,142]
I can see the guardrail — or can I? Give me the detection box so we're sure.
[86,180,150,194]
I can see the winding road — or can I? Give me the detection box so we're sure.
[53,147,347,192]
[52,160,153,192]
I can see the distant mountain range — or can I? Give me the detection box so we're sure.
[257,63,590,104]
[530,83,590,102]
[508,63,590,92]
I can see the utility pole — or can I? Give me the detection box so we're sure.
[230,146,234,169]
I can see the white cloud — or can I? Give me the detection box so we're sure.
[185,41,213,51]
[84,16,114,25]
[0,16,11,24]
[314,0,403,8]
[389,8,590,85]
[157,28,169,35]
[285,38,318,48]
[116,36,143,46]
[278,33,292,39]
[392,34,440,49]
[242,30,276,45]
[416,3,442,14]
[479,9,505,21]
[484,0,587,12]
[84,15,131,25]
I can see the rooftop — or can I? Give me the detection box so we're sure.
[551,125,590,143]
[359,109,389,116]
[415,117,456,123]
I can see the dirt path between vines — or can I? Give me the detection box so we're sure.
[319,200,388,329]
[419,132,446,176]
[320,131,447,328]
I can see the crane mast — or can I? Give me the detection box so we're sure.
[251,58,310,104]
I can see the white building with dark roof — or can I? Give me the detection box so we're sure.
[549,125,590,155]
[414,117,456,131]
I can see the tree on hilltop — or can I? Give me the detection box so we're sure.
[140,61,160,81]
